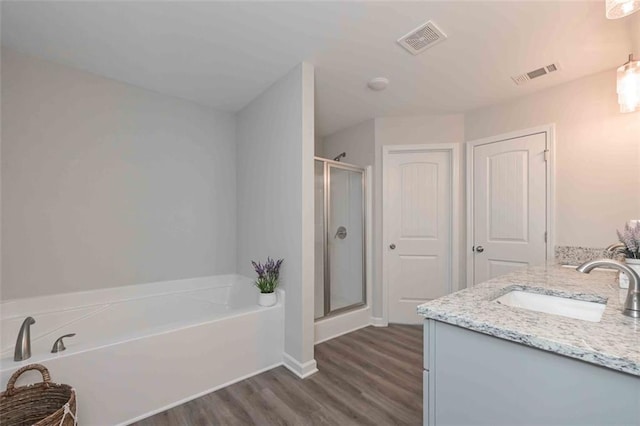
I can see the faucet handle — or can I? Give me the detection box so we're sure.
[51,333,76,353]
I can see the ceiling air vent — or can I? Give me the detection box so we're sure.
[397,21,447,55]
[512,63,561,85]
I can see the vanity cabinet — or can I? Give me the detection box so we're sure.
[423,319,640,425]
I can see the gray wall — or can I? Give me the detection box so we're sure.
[236,63,315,369]
[321,119,375,167]
[1,48,237,299]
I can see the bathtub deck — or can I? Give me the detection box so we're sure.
[134,325,422,425]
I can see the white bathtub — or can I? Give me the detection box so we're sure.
[0,275,284,425]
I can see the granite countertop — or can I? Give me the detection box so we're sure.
[417,264,640,376]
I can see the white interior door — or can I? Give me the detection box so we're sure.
[384,146,456,324]
[470,132,548,285]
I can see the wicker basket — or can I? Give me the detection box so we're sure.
[0,364,77,426]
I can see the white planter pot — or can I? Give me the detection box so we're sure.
[258,292,277,307]
[620,258,640,289]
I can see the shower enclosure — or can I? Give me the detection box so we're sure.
[314,157,366,320]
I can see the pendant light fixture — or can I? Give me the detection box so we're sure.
[606,0,640,19]
[617,54,640,113]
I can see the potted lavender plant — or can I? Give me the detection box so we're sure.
[251,257,283,307]
[615,221,640,288]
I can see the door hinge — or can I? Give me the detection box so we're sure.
[544,232,547,243]
[543,149,550,162]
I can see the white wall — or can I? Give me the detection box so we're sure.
[629,13,640,52]
[1,48,237,300]
[236,63,316,376]
[322,119,375,167]
[314,134,324,157]
[465,68,640,248]
[373,114,465,319]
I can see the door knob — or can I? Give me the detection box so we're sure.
[475,245,484,253]
[334,226,347,240]
[389,244,396,250]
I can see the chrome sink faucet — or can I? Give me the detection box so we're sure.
[14,317,36,361]
[577,259,640,318]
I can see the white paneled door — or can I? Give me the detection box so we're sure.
[383,145,457,324]
[470,131,548,285]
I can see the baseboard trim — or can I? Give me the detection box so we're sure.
[370,316,388,327]
[282,352,318,379]
[314,306,371,344]
[315,322,370,345]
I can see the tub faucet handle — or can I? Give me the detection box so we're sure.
[51,333,76,353]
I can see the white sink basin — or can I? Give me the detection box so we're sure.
[495,290,605,322]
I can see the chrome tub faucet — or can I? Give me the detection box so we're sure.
[14,316,35,361]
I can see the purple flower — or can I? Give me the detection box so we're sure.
[251,258,284,293]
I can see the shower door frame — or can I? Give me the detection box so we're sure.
[316,157,367,318]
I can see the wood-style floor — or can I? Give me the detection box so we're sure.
[134,325,423,426]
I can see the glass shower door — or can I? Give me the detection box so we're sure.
[326,164,365,314]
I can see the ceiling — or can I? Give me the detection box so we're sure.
[2,1,638,137]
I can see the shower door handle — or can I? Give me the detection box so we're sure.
[335,226,347,239]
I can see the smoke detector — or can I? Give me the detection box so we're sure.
[512,63,561,85]
[397,21,447,55]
